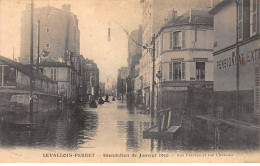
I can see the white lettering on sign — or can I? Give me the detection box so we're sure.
[163,87,188,91]
[216,48,260,70]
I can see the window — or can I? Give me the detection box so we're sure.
[182,31,186,48]
[169,62,185,81]
[160,36,163,53]
[169,32,173,49]
[169,63,173,80]
[50,68,57,81]
[196,62,205,80]
[173,31,182,49]
[45,43,50,48]
[238,0,258,40]
[46,28,50,32]
[250,0,257,36]
[0,65,16,87]
[238,0,243,40]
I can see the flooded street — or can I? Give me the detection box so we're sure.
[0,99,258,152]
[0,100,160,152]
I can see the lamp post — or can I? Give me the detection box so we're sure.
[29,0,34,115]
[156,70,162,110]
[156,70,162,132]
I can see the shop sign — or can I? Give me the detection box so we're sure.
[163,87,188,91]
[216,47,260,70]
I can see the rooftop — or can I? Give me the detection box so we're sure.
[209,0,233,15]
[167,10,213,27]
[0,56,56,83]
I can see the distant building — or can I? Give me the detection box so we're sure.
[18,4,96,105]
[127,26,142,105]
[117,67,128,98]
[85,59,100,100]
[38,60,78,104]
[99,82,105,96]
[20,4,80,64]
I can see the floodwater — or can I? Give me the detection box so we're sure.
[0,100,162,152]
[0,99,258,152]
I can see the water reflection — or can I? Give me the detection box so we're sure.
[0,107,99,149]
[0,100,256,151]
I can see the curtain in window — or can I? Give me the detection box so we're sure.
[173,62,181,80]
[196,62,205,80]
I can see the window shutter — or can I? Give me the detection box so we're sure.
[169,63,173,80]
[250,0,257,36]
[254,66,260,115]
[182,62,185,80]
[182,31,186,48]
[169,32,173,49]
[238,0,243,40]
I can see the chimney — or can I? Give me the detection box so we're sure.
[167,8,177,22]
[62,4,71,12]
[172,9,177,20]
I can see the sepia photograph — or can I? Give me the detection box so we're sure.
[0,0,259,163]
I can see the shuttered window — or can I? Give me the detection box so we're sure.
[169,63,173,80]
[169,32,173,49]
[250,0,257,36]
[238,0,243,40]
[254,66,260,115]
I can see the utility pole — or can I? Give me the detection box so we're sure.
[36,20,40,72]
[151,34,156,118]
[235,0,240,119]
[122,79,124,103]
[29,0,34,114]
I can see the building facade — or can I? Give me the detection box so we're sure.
[153,10,214,111]
[127,26,143,106]
[0,56,58,112]
[139,0,215,111]
[210,0,260,123]
[117,67,128,99]
[20,4,80,64]
[19,4,99,105]
[85,59,100,101]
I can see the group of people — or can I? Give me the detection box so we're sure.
[89,95,116,108]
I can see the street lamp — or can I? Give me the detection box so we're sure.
[156,71,162,111]
[156,70,162,132]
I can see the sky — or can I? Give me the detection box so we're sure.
[0,0,143,83]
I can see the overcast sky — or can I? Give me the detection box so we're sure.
[0,0,143,82]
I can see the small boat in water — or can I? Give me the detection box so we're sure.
[104,95,109,102]
[98,97,104,104]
